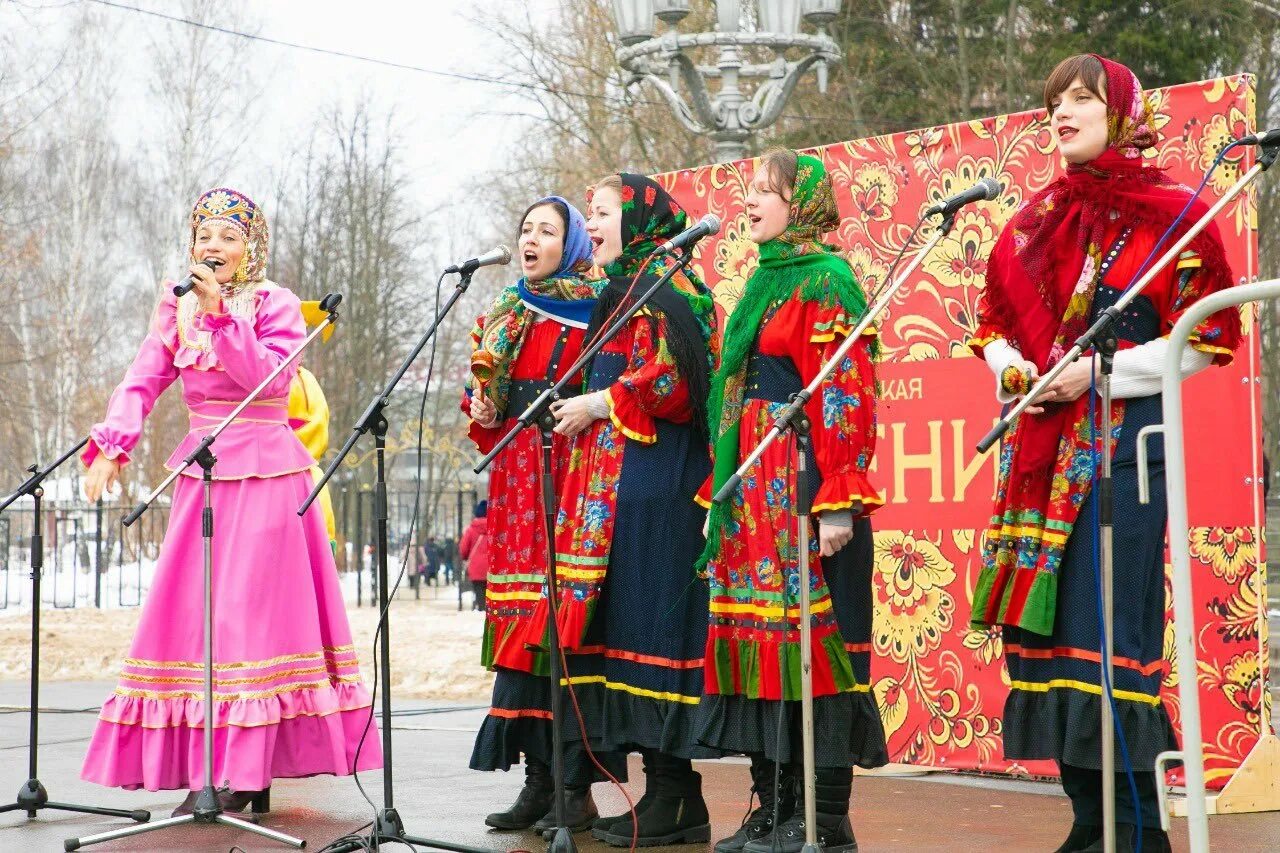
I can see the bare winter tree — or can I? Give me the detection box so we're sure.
[0,7,133,483]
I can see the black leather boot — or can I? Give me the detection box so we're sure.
[1080,823,1137,852]
[593,757,657,840]
[1141,827,1173,853]
[601,751,711,847]
[745,766,857,853]
[485,759,555,830]
[1053,822,1102,853]
[714,755,796,853]
[533,784,598,837]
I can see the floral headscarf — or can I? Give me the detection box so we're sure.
[189,187,268,286]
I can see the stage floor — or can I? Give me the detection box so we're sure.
[0,681,1275,852]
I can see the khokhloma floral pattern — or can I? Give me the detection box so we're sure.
[656,74,1266,787]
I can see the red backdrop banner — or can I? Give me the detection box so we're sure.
[659,74,1265,786]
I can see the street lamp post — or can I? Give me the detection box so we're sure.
[610,0,843,162]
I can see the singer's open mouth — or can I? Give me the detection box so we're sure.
[522,250,538,264]
[748,214,761,225]
[1058,126,1078,141]
[590,236,604,250]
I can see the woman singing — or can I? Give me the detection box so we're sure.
[969,55,1240,853]
[535,173,718,847]
[464,195,624,834]
[79,188,381,816]
[697,150,886,853]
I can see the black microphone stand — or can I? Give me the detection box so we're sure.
[64,293,344,852]
[300,272,487,853]
[474,248,697,853]
[0,441,151,828]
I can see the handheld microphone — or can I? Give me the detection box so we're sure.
[924,178,1002,218]
[172,258,224,297]
[1235,128,1280,146]
[656,213,722,254]
[445,245,512,275]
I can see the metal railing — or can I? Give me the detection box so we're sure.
[0,485,481,610]
[1138,278,1279,851]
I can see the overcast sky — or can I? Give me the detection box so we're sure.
[2,0,555,259]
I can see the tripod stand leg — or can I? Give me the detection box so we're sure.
[5,487,148,825]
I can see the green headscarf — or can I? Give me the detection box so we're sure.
[696,153,872,575]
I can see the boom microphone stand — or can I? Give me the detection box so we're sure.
[711,206,965,852]
[977,135,1279,853]
[300,272,488,853]
[0,441,150,828]
[64,293,343,852]
[474,249,698,853]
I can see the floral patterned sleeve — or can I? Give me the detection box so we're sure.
[796,299,883,518]
[1164,249,1240,366]
[603,308,692,444]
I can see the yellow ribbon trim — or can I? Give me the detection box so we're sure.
[710,598,834,619]
[1009,678,1161,706]
[604,388,658,445]
[562,675,700,705]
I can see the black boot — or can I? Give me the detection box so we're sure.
[1053,822,1102,853]
[1141,827,1173,853]
[714,755,796,853]
[533,785,598,837]
[485,759,555,830]
[745,766,857,853]
[592,757,657,840]
[1080,823,1136,852]
[601,752,711,847]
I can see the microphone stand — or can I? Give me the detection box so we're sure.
[711,210,959,853]
[64,293,344,852]
[474,249,697,853]
[0,441,151,828]
[299,273,487,853]
[975,138,1278,853]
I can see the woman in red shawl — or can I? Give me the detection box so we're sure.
[968,55,1240,853]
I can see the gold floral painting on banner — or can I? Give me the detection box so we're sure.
[657,74,1265,786]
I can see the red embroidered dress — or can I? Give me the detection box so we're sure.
[469,318,586,674]
[695,154,887,768]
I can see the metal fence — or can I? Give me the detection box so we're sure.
[0,486,481,611]
[0,499,169,610]
[332,485,480,607]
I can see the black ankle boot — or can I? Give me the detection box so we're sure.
[714,755,796,853]
[534,785,598,837]
[593,759,657,840]
[1142,827,1172,853]
[485,759,555,830]
[1053,822,1102,853]
[745,766,857,853]
[602,752,711,847]
[1080,823,1136,852]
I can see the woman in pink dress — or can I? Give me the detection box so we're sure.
[80,187,381,816]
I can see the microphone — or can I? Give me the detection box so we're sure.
[445,245,512,275]
[924,178,1002,218]
[1235,128,1280,146]
[172,258,224,297]
[656,213,722,254]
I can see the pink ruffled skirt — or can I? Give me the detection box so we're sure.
[81,470,382,791]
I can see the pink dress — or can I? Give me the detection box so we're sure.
[79,283,382,792]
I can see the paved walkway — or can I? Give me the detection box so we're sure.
[0,681,1275,852]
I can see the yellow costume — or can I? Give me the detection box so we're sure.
[289,301,336,550]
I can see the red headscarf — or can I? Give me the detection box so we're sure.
[982,54,1238,477]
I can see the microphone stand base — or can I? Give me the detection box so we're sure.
[324,808,486,853]
[548,826,579,853]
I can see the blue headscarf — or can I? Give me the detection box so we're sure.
[515,195,598,328]
[468,195,605,413]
